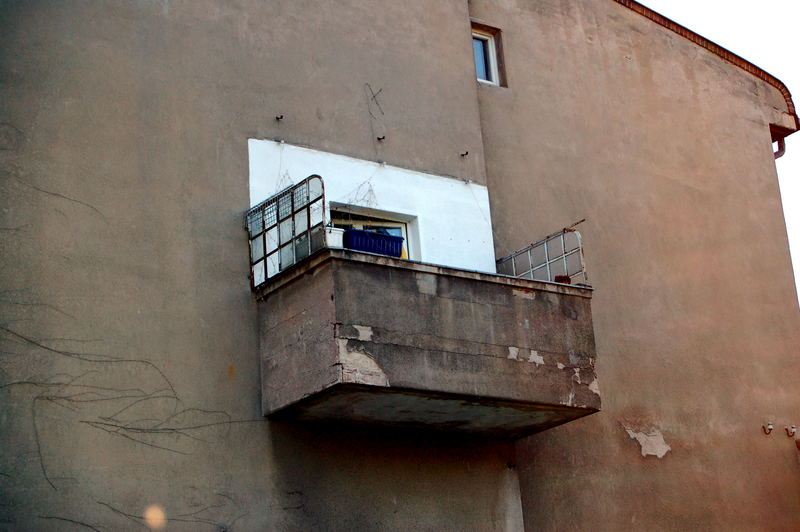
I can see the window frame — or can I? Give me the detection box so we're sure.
[470,20,506,87]
[330,209,412,260]
[472,30,499,86]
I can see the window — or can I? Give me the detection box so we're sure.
[471,23,504,86]
[331,209,410,259]
[472,33,496,84]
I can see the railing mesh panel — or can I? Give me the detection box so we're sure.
[496,227,588,285]
[245,175,326,289]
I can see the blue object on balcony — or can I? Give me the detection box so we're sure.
[343,228,404,257]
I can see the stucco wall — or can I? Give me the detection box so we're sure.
[0,1,518,530]
[466,0,800,530]
[2,0,798,530]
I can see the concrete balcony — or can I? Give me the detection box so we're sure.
[257,249,600,438]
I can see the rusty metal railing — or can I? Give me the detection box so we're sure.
[496,221,588,285]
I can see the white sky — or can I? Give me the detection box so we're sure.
[639,0,800,304]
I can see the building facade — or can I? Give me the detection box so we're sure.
[1,0,798,530]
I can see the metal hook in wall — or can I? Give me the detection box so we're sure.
[460,151,469,157]
[377,135,386,141]
[786,425,796,437]
[763,422,774,435]
[275,115,284,121]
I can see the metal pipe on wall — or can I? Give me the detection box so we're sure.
[775,137,787,159]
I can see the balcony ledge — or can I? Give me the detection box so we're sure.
[257,249,600,438]
[255,248,594,300]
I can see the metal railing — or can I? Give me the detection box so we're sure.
[245,175,326,289]
[496,221,588,285]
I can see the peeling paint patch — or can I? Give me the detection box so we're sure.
[528,350,545,366]
[352,325,373,341]
[588,378,600,395]
[336,324,374,341]
[622,424,671,458]
[572,368,581,384]
[415,273,437,295]
[507,346,519,360]
[556,362,565,370]
[512,288,536,300]
[337,339,389,386]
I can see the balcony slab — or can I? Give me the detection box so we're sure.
[257,249,600,438]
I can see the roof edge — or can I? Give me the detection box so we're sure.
[614,0,800,134]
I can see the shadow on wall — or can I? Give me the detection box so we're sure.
[267,420,521,531]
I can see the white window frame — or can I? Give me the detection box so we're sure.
[472,30,500,86]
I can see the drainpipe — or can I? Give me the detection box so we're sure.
[774,137,786,159]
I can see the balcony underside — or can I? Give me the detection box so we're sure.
[257,249,600,438]
[270,384,596,439]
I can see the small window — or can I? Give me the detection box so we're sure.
[471,23,504,86]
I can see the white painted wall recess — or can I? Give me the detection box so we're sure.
[249,140,496,273]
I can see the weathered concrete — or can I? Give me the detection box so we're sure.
[259,249,599,436]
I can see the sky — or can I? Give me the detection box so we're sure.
[639,0,800,303]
